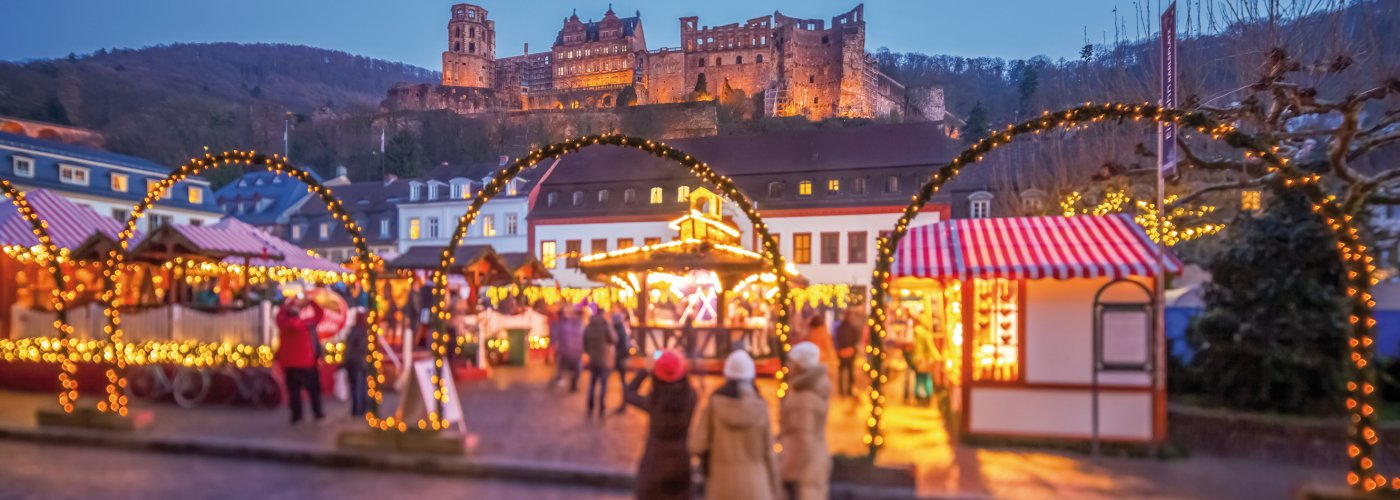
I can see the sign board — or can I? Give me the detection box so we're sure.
[1100,308,1151,370]
[1158,1,1179,179]
[405,359,464,428]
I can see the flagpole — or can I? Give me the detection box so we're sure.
[1153,0,1178,456]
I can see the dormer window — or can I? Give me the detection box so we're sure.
[598,189,611,204]
[547,192,559,207]
[767,181,784,199]
[572,190,585,206]
[12,156,34,178]
[798,180,813,197]
[427,183,440,201]
[451,181,471,200]
[970,191,994,219]
[649,187,663,204]
[58,164,90,186]
[624,188,637,204]
[677,186,691,202]
[409,183,422,201]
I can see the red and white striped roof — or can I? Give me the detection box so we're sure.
[893,214,1182,281]
[0,189,125,250]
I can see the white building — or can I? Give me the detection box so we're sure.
[530,122,956,290]
[398,161,533,254]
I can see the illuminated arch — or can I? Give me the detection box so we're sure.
[0,180,78,412]
[864,104,1377,494]
[427,134,794,425]
[95,151,403,431]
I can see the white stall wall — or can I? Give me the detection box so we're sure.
[1024,276,1153,387]
[969,387,1153,440]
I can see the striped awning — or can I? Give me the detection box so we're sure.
[168,224,283,259]
[893,214,1182,280]
[0,189,125,250]
[212,218,345,273]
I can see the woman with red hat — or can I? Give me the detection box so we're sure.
[622,350,697,500]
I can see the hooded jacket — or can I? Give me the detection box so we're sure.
[275,303,324,369]
[582,314,616,370]
[624,370,697,500]
[689,382,781,500]
[779,364,832,499]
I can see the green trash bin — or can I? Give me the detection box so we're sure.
[506,328,528,366]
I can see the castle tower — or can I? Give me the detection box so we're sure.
[442,3,495,88]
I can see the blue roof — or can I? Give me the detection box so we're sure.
[0,131,221,215]
[214,169,321,225]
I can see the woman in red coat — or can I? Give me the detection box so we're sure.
[276,297,325,425]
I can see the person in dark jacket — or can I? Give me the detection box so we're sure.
[342,306,370,417]
[610,305,633,414]
[834,308,863,398]
[276,297,325,425]
[623,350,697,500]
[551,304,585,392]
[582,307,617,418]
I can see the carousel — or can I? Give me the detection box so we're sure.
[579,187,796,365]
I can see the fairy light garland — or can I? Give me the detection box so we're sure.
[0,181,77,413]
[431,133,795,424]
[95,151,399,431]
[863,103,1375,495]
[1060,188,1225,246]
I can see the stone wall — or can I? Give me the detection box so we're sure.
[1168,404,1400,466]
[382,83,502,115]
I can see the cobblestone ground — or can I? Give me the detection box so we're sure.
[0,363,1346,499]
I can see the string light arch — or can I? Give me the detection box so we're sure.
[864,103,1380,495]
[428,133,794,424]
[0,180,78,412]
[95,151,406,431]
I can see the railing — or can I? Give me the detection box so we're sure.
[10,302,273,347]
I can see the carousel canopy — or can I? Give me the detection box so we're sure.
[893,214,1183,281]
[579,239,770,284]
[0,189,124,250]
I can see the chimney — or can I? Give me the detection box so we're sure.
[335,165,347,178]
[524,43,529,56]
[499,155,510,166]
[384,174,398,186]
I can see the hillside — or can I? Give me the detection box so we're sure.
[0,43,436,184]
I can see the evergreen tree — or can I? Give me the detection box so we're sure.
[1185,190,1349,415]
[959,102,989,144]
[383,129,426,178]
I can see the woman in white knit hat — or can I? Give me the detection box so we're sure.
[689,350,781,500]
[778,342,832,500]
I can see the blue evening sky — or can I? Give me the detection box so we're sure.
[1,1,1174,68]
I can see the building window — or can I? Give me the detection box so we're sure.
[428,217,440,239]
[591,238,607,255]
[408,218,421,240]
[616,238,634,249]
[820,232,840,264]
[58,164,90,186]
[147,179,172,199]
[188,186,203,204]
[110,173,129,192]
[410,184,422,201]
[319,222,330,240]
[189,219,203,227]
[767,181,783,199]
[111,209,129,223]
[970,191,993,219]
[853,177,867,194]
[649,187,663,204]
[505,213,518,235]
[12,156,34,177]
[644,237,661,246]
[452,182,470,199]
[572,190,585,206]
[478,214,494,237]
[291,224,303,240]
[715,57,722,66]
[793,233,812,264]
[970,278,1022,382]
[427,184,440,201]
[848,231,868,263]
[698,58,706,67]
[677,186,690,202]
[598,189,611,204]
[885,175,899,193]
[541,241,557,269]
[736,56,743,64]
[826,179,840,193]
[547,192,559,207]
[798,180,813,196]
[148,214,171,230]
[755,54,763,63]
[380,218,390,237]
[565,240,581,268]
[624,189,637,204]
[1241,190,1262,212]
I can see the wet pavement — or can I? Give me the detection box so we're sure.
[0,363,1347,499]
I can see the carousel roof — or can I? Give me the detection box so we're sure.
[578,238,770,281]
[892,214,1183,281]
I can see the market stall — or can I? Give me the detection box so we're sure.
[889,214,1180,445]
[579,187,794,362]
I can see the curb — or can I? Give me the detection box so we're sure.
[0,424,937,498]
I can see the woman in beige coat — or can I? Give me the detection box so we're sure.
[690,350,782,500]
[779,342,832,500]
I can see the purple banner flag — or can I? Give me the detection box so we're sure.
[1159,1,1178,179]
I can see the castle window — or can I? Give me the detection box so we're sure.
[467,8,475,19]
[736,56,743,64]
[469,42,476,53]
[454,42,461,52]
[809,75,815,84]
[469,27,475,38]
[755,54,764,63]
[813,97,820,105]
[715,57,722,66]
[698,58,705,68]
[822,35,829,44]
